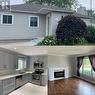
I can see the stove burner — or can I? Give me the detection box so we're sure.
[34,69,44,74]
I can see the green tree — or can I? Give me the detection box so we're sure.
[86,26,95,43]
[87,10,94,17]
[24,0,45,5]
[24,0,77,9]
[56,15,87,45]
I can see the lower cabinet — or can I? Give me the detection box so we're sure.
[2,77,15,95]
[41,75,47,86]
[22,74,29,84]
[22,74,32,84]
[0,81,3,95]
[28,74,32,82]
[0,73,33,95]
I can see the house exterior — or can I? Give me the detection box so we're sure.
[0,3,92,41]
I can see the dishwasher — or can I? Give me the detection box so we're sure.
[15,75,23,88]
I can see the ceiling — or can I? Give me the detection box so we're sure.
[1,46,48,56]
[1,46,95,56]
[48,46,95,56]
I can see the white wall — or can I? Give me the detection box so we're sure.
[48,54,76,81]
[27,55,48,71]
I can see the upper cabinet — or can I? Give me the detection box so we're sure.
[0,51,17,70]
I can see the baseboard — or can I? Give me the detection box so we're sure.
[74,75,95,85]
[48,75,95,85]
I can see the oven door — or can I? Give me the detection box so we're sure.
[32,74,41,80]
[32,73,42,85]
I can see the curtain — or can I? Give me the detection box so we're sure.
[89,56,95,72]
[77,57,83,76]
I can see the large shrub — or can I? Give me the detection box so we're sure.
[86,26,95,43]
[37,36,57,46]
[56,15,87,45]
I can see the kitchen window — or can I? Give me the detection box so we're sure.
[29,16,39,27]
[1,14,13,24]
[16,57,26,71]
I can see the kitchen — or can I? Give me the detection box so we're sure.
[0,47,48,95]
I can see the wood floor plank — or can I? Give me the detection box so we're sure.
[48,77,95,95]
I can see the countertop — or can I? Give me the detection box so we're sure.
[0,70,47,81]
[0,71,33,81]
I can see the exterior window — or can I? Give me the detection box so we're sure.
[79,57,92,76]
[29,16,39,27]
[16,57,26,71]
[2,15,13,24]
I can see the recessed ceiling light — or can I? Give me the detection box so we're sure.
[14,48,17,50]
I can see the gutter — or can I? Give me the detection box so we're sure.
[38,7,74,13]
[10,10,39,14]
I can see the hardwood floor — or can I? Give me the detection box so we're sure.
[48,77,95,95]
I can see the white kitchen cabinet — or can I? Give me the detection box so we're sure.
[28,74,32,82]
[22,74,32,84]
[3,77,15,95]
[22,74,29,84]
[0,72,35,95]
[0,52,5,69]
[0,81,3,95]
[4,54,17,69]
[6,54,15,69]
[41,75,47,86]
[0,52,17,70]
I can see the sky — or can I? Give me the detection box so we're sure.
[10,0,95,10]
[78,0,94,10]
[10,0,23,5]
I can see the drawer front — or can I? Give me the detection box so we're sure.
[3,84,15,95]
[3,77,15,95]
[22,74,29,84]
[42,75,47,86]
[28,74,32,82]
[3,77,15,86]
[0,81,3,95]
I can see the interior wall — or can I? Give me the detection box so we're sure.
[47,54,76,81]
[27,55,48,71]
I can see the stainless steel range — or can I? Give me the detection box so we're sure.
[32,69,44,86]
